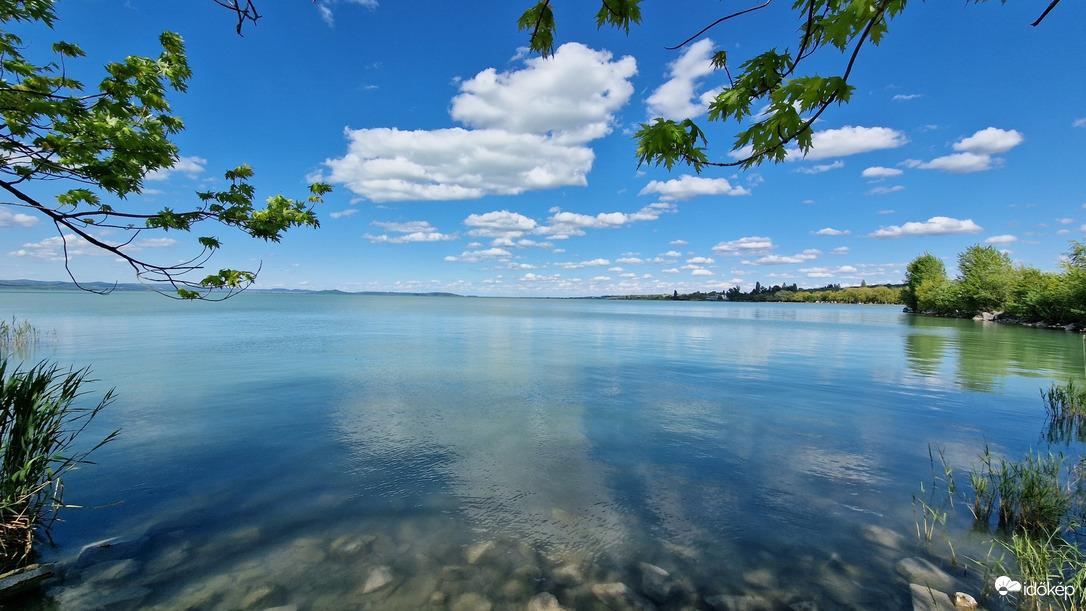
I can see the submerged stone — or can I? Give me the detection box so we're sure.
[500,577,533,601]
[464,540,497,565]
[53,584,151,610]
[704,593,775,611]
[860,524,908,552]
[552,562,588,587]
[591,582,654,610]
[909,583,956,611]
[895,558,954,592]
[0,564,54,599]
[82,559,142,584]
[360,565,395,594]
[145,544,190,574]
[526,592,566,611]
[638,562,678,602]
[952,591,978,610]
[741,567,778,590]
[330,534,375,557]
[451,591,493,611]
[240,584,277,609]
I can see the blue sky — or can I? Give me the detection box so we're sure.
[2,0,1084,296]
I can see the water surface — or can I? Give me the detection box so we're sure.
[2,292,1082,609]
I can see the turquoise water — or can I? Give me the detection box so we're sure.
[1,291,1083,609]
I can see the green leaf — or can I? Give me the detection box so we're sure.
[517,1,556,57]
[595,0,642,34]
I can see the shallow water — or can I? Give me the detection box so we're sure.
[1,291,1083,609]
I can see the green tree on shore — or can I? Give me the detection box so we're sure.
[902,253,947,312]
[957,245,1015,315]
[905,240,1086,324]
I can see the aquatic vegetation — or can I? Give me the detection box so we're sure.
[1043,381,1086,444]
[912,445,955,547]
[916,395,1086,608]
[982,529,1086,610]
[0,358,117,571]
[0,318,53,359]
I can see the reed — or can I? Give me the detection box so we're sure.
[983,530,1086,610]
[965,449,1077,536]
[0,358,117,570]
[913,445,956,555]
[0,318,54,359]
[1043,381,1086,444]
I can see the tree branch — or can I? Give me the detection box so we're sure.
[1031,0,1061,26]
[1,180,252,300]
[715,0,891,169]
[665,0,773,51]
[212,0,261,35]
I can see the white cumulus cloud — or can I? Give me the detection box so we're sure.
[8,234,109,260]
[869,216,982,239]
[329,208,359,219]
[904,152,999,173]
[811,228,850,236]
[0,209,39,227]
[905,127,1023,174]
[639,175,749,200]
[645,39,720,120]
[862,166,903,179]
[450,43,636,144]
[796,126,907,161]
[868,185,905,195]
[712,236,775,255]
[953,127,1023,154]
[544,203,675,238]
[743,249,821,265]
[364,220,456,244]
[145,155,207,182]
[444,247,512,263]
[794,160,844,175]
[321,43,636,202]
[464,210,539,240]
[984,234,1018,245]
[317,0,378,27]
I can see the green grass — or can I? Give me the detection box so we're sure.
[0,358,117,571]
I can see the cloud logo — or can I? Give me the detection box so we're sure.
[995,575,1023,596]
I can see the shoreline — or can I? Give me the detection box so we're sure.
[904,308,1086,333]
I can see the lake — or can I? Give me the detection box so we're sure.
[2,291,1083,609]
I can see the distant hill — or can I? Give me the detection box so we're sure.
[0,279,149,292]
[0,279,464,298]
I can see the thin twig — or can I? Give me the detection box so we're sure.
[1031,0,1061,26]
[665,0,773,50]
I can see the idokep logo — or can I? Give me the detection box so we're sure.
[995,575,1022,596]
[995,575,1076,600]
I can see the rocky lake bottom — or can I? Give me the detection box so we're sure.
[26,510,998,611]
